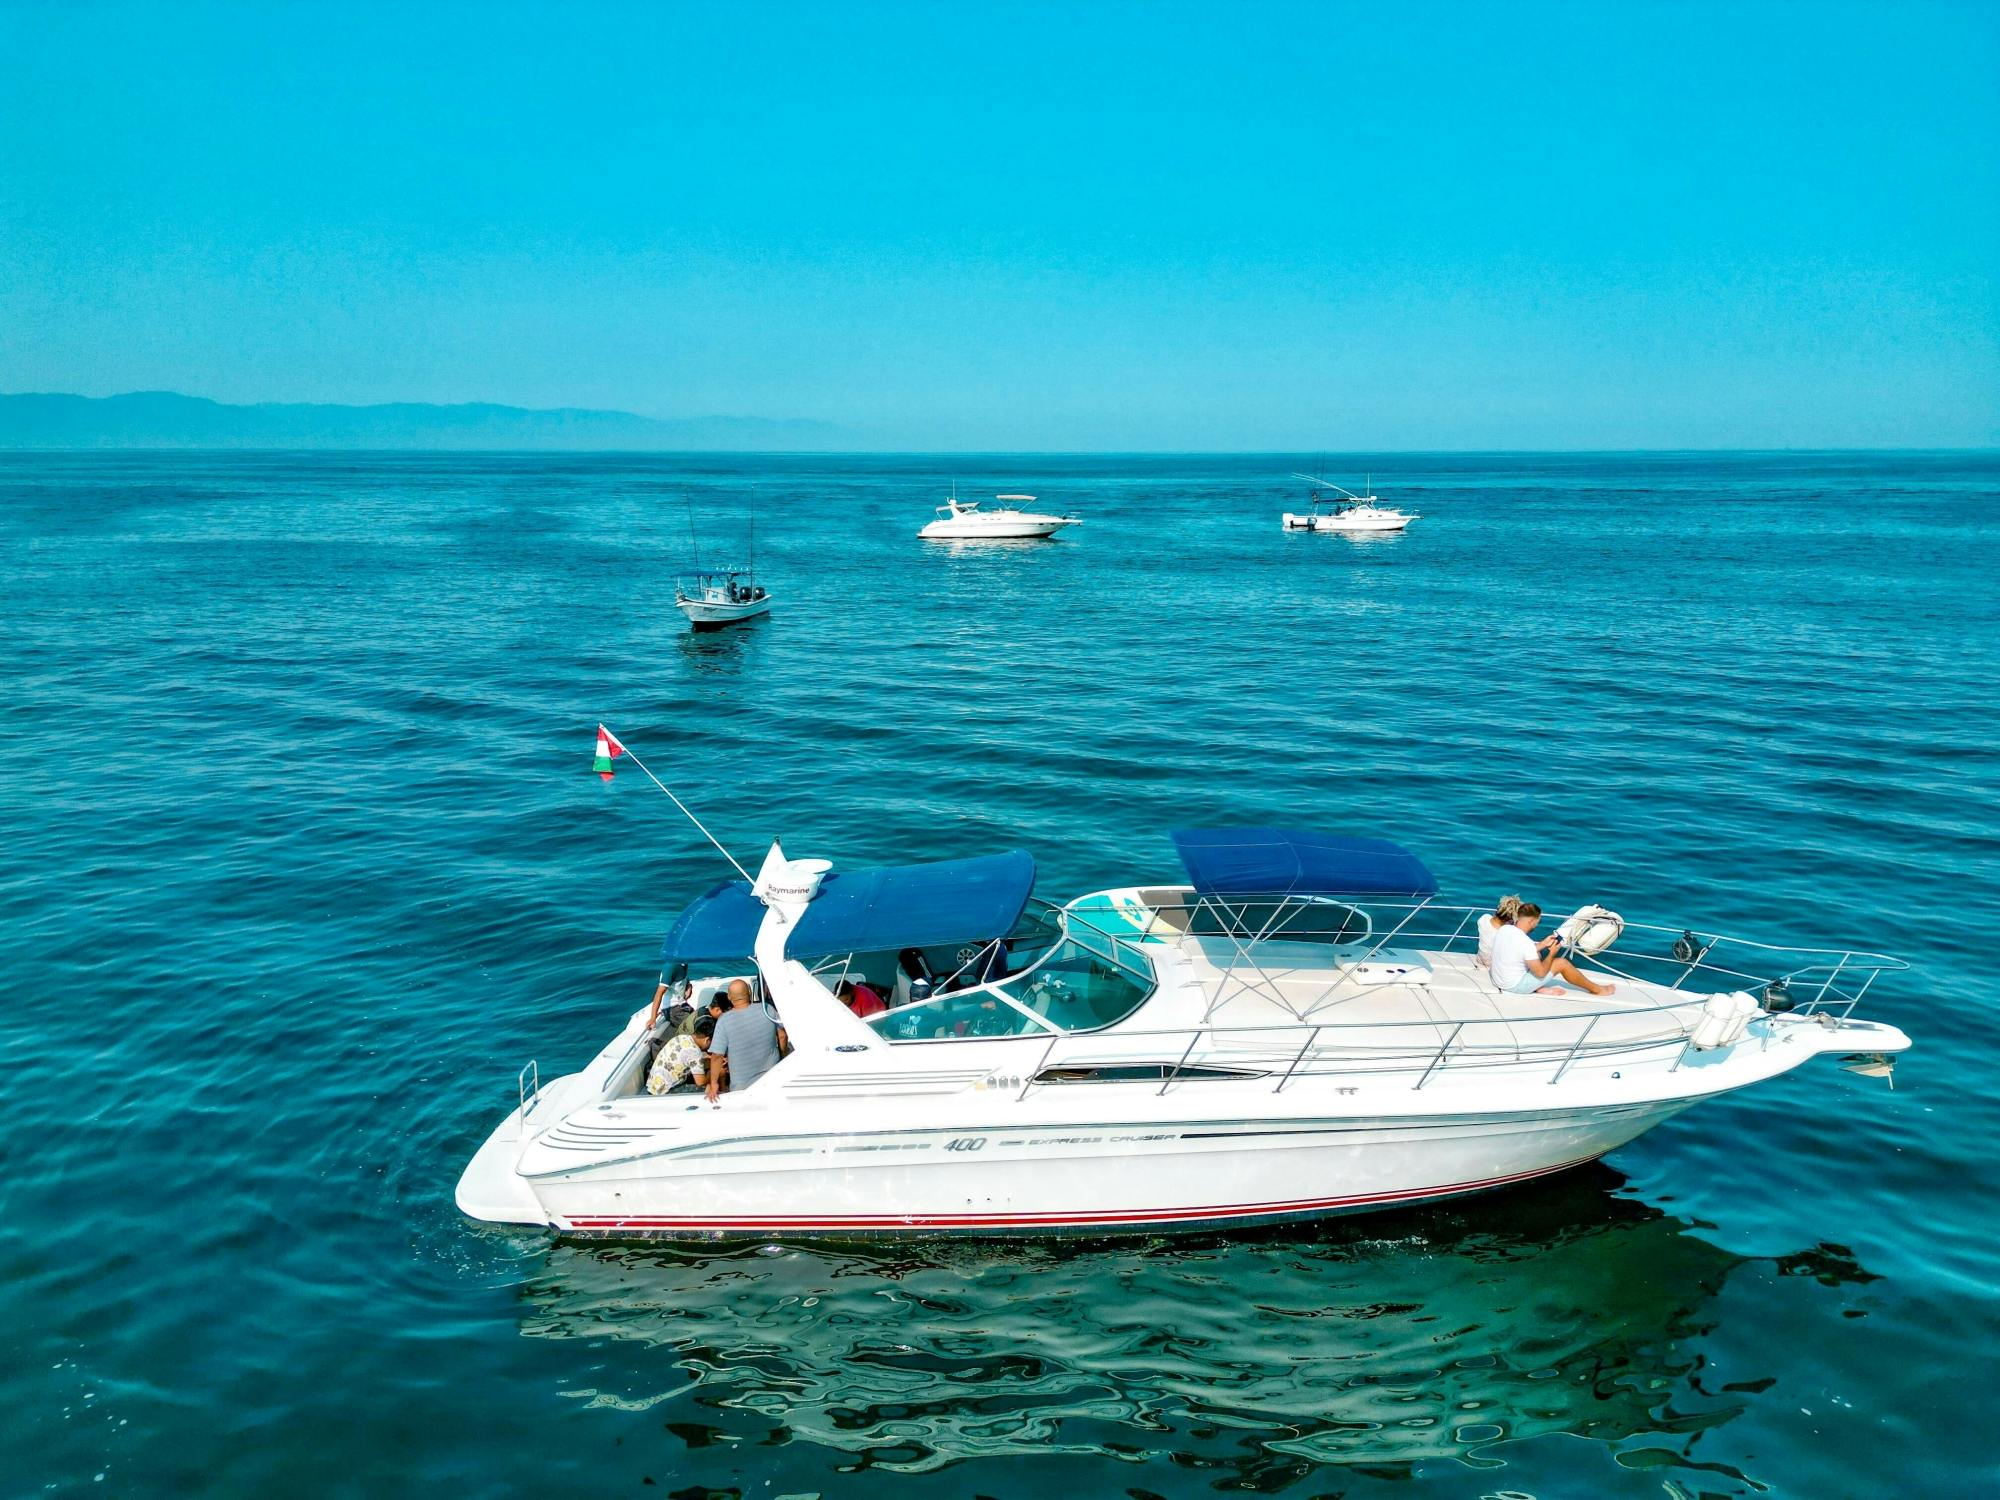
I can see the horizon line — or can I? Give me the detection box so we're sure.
[2,444,1996,458]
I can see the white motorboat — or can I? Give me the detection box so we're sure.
[457,827,1910,1238]
[1282,475,1418,533]
[919,491,1080,540]
[675,569,771,630]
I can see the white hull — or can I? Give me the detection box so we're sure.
[1283,511,1412,533]
[464,1083,1689,1237]
[458,977,1903,1238]
[676,597,772,628]
[920,515,1079,540]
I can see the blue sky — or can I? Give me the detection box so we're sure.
[2,0,1995,449]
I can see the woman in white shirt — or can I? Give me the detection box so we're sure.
[1490,902,1616,996]
[1475,895,1523,967]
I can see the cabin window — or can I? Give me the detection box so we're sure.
[1034,1063,1265,1083]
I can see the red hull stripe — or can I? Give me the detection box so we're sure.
[558,1154,1596,1232]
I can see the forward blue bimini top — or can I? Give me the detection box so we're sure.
[1171,828,1438,901]
[659,849,1037,964]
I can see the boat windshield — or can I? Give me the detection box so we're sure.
[1002,937,1154,1030]
[869,984,1043,1041]
[866,934,1154,1042]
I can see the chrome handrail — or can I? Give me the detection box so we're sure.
[1414,1022,1464,1091]
[1549,1015,1599,1085]
[1158,1031,1202,1096]
[1090,891,1905,963]
[902,944,1896,1090]
[1074,891,1906,1023]
[1026,1014,1702,1096]
[771,889,1901,1094]
[1273,1027,1322,1094]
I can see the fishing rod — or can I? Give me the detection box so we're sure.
[683,492,703,572]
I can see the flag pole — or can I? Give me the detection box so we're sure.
[601,726,755,883]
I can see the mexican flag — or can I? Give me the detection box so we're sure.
[593,725,626,781]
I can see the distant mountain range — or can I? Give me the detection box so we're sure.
[0,391,846,450]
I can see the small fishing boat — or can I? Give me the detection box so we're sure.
[920,490,1080,540]
[674,492,771,630]
[1282,475,1418,533]
[675,569,771,630]
[458,824,1911,1239]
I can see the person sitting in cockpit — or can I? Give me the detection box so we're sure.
[707,978,786,1100]
[647,972,693,1030]
[647,1017,711,1095]
[677,989,729,1038]
[837,978,886,1017]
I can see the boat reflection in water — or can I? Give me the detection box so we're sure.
[505,1168,1875,1481]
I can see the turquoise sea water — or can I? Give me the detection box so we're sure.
[3,451,1996,1497]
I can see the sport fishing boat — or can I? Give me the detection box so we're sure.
[1282,475,1418,533]
[456,828,1910,1237]
[919,490,1080,540]
[674,569,772,630]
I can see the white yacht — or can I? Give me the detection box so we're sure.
[1283,475,1418,533]
[675,569,771,630]
[919,491,1080,540]
[457,828,1909,1237]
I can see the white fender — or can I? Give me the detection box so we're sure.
[1690,990,1760,1050]
[1555,903,1625,956]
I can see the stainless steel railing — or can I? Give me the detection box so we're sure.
[1017,1009,1690,1094]
[1055,893,1905,1023]
[1028,893,1906,1095]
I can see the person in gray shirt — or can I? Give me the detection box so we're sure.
[707,977,786,1099]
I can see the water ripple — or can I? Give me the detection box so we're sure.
[1,450,1995,1497]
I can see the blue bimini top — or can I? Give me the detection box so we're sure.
[1170,827,1438,901]
[659,849,1037,964]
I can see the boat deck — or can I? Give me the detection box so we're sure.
[1160,936,1706,1070]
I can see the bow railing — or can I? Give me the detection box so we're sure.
[1056,892,1905,1027]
